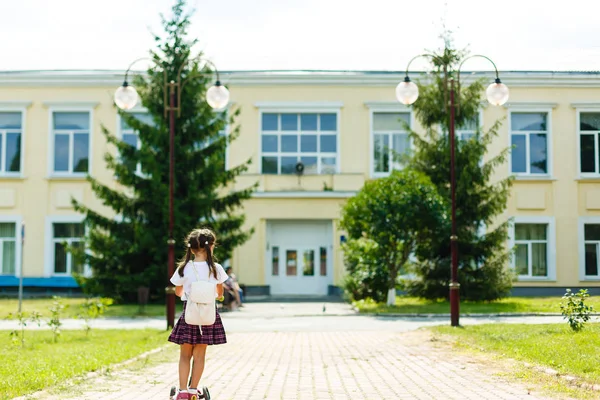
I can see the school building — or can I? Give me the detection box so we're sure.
[1,70,600,297]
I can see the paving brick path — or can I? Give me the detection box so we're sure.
[25,331,549,400]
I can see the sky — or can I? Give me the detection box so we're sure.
[1,0,599,73]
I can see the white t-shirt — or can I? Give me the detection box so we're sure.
[170,261,228,301]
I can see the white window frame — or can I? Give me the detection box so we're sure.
[0,105,27,177]
[47,104,95,178]
[44,215,90,277]
[367,103,414,178]
[0,216,22,277]
[508,108,553,178]
[578,217,600,281]
[194,110,230,171]
[508,216,556,281]
[576,107,600,179]
[456,109,484,141]
[117,110,149,176]
[256,102,342,175]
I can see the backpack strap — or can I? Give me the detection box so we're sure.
[184,262,202,299]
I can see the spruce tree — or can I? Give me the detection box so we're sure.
[404,45,515,301]
[72,0,254,302]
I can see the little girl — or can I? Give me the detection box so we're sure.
[168,228,228,400]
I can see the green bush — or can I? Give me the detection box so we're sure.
[560,289,594,332]
[341,238,389,302]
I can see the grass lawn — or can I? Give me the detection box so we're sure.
[432,323,600,397]
[0,329,170,399]
[0,298,183,319]
[353,296,600,315]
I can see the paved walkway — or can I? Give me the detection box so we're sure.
[9,302,570,400]
[22,331,547,400]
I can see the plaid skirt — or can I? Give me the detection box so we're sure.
[168,301,227,345]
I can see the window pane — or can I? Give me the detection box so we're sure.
[2,240,16,274]
[281,157,298,174]
[511,135,527,173]
[321,157,336,174]
[54,223,84,238]
[272,246,279,276]
[374,133,389,173]
[54,242,67,273]
[515,224,546,241]
[6,133,21,172]
[0,223,16,238]
[303,249,315,276]
[530,134,547,174]
[54,134,70,172]
[54,112,90,130]
[281,114,298,131]
[122,133,138,171]
[286,250,297,276]
[262,113,278,131]
[320,114,337,131]
[261,156,278,174]
[71,241,85,275]
[581,113,600,131]
[580,134,596,173]
[121,113,153,130]
[301,114,318,130]
[122,133,137,148]
[585,224,600,241]
[73,133,89,172]
[281,135,298,152]
[511,113,547,131]
[531,243,547,276]
[300,156,318,174]
[262,135,278,152]
[320,135,336,152]
[373,113,410,131]
[392,133,410,160]
[515,243,529,275]
[458,115,479,131]
[461,133,475,141]
[585,243,599,276]
[301,135,317,152]
[320,247,327,276]
[0,112,21,129]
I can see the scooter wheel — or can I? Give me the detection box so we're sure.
[169,386,176,399]
[202,386,211,400]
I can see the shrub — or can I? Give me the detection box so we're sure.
[560,289,594,332]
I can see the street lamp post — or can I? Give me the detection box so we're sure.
[114,55,230,329]
[396,54,509,327]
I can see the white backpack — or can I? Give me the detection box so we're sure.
[184,263,216,330]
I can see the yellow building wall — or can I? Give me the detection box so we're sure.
[1,76,600,291]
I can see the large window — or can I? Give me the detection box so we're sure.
[513,223,550,279]
[120,112,153,175]
[52,112,90,175]
[194,113,228,170]
[510,112,549,175]
[52,222,85,275]
[579,112,600,175]
[372,112,410,175]
[0,222,16,275]
[0,112,22,175]
[457,114,480,141]
[261,113,337,175]
[583,223,600,279]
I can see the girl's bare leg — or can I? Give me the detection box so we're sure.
[189,344,208,389]
[179,344,193,390]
